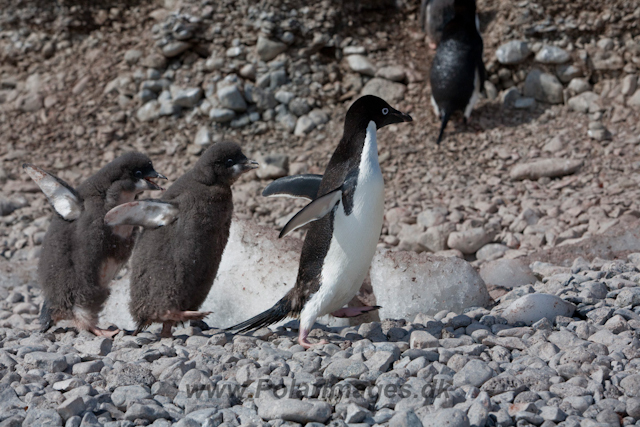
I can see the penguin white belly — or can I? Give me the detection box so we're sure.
[300,121,384,330]
[464,69,481,119]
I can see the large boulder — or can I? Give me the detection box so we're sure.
[370,251,491,321]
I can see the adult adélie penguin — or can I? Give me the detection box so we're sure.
[228,95,412,348]
[429,0,485,145]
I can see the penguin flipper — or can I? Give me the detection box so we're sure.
[262,174,323,200]
[104,200,178,229]
[23,163,82,221]
[278,187,342,238]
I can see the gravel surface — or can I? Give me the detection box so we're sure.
[1,255,640,426]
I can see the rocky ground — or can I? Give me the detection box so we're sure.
[2,254,640,427]
[2,0,640,425]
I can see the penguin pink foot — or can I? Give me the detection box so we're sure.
[331,306,381,318]
[90,327,120,338]
[298,329,328,349]
[161,322,175,338]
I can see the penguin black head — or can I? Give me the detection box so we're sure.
[346,95,413,131]
[195,141,258,186]
[453,0,476,20]
[109,152,167,193]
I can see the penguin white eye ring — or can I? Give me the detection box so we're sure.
[225,158,234,167]
[382,107,389,115]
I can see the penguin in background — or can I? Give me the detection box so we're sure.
[24,154,166,336]
[419,0,481,50]
[429,0,485,145]
[228,95,412,348]
[104,142,258,338]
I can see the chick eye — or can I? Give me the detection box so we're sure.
[134,170,142,178]
[225,158,234,167]
[382,108,389,115]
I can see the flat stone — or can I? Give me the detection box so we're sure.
[23,351,68,372]
[111,385,152,410]
[74,337,112,356]
[361,78,406,103]
[628,89,640,108]
[476,244,509,261]
[123,403,170,421]
[621,374,640,397]
[217,85,247,112]
[256,153,289,179]
[294,115,316,136]
[535,45,570,64]
[256,36,287,61]
[324,359,368,379]
[622,75,638,97]
[616,287,640,307]
[194,127,211,146]
[496,41,531,64]
[567,78,592,95]
[453,359,494,388]
[389,410,423,427]
[257,399,331,423]
[410,330,439,349]
[57,397,85,421]
[514,97,536,109]
[567,91,601,113]
[347,55,376,76]
[480,259,536,289]
[480,375,527,396]
[523,69,563,104]
[626,397,640,418]
[162,41,190,57]
[171,87,202,108]
[539,406,566,422]
[124,49,142,65]
[555,64,582,83]
[209,108,236,123]
[136,100,161,122]
[422,408,470,427]
[502,293,576,325]
[376,66,406,82]
[510,158,583,180]
[23,409,63,427]
[447,227,495,255]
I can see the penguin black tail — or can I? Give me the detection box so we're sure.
[436,110,451,145]
[226,296,292,334]
[39,300,54,333]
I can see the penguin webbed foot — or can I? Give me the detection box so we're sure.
[298,329,329,349]
[331,305,381,318]
[89,326,120,338]
[161,322,174,338]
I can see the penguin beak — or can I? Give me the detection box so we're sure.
[390,109,413,123]
[231,159,259,179]
[141,170,167,191]
[381,108,413,128]
[244,160,259,170]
